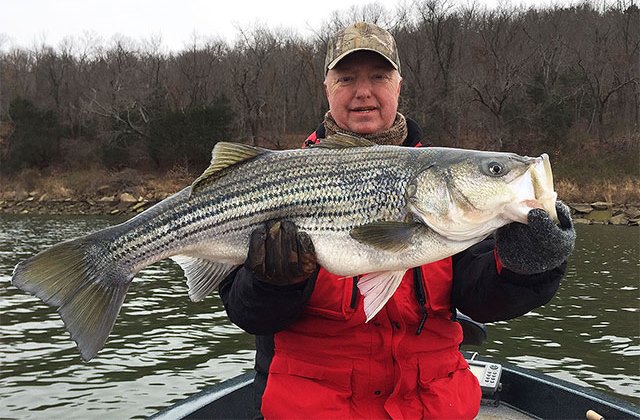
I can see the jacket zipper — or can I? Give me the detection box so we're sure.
[350,276,358,309]
[413,267,428,335]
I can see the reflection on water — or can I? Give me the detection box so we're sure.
[0,215,255,419]
[1,216,638,418]
[482,224,640,405]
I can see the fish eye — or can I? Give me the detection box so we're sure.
[487,162,505,176]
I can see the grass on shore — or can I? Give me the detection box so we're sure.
[1,166,193,202]
[1,166,638,206]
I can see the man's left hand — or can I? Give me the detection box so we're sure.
[496,201,576,275]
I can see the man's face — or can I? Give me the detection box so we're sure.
[325,51,402,135]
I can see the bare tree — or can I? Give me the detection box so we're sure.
[462,6,536,149]
[0,1,637,173]
[567,3,638,140]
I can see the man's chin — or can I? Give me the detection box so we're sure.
[345,120,383,135]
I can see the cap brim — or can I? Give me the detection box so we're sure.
[326,48,399,72]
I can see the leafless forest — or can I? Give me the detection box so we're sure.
[0,1,638,192]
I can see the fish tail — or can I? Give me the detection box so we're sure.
[11,229,132,361]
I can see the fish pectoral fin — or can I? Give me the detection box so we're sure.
[311,133,376,149]
[358,270,407,322]
[350,222,422,252]
[171,256,237,302]
[191,142,269,194]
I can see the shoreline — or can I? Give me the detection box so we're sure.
[1,195,638,226]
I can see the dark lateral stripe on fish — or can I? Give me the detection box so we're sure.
[186,182,396,233]
[113,192,401,267]
[169,201,396,242]
[102,147,418,268]
[109,167,409,263]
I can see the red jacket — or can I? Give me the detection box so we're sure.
[261,262,481,419]
[219,118,564,419]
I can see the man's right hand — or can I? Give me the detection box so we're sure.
[244,221,317,286]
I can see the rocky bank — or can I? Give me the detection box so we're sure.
[568,202,640,226]
[0,191,638,226]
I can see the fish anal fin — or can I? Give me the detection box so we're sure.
[311,133,376,149]
[350,222,421,252]
[191,142,268,194]
[171,256,237,302]
[357,270,407,321]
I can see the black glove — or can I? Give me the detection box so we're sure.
[244,220,317,286]
[496,201,576,275]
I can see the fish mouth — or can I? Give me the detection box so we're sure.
[531,153,558,222]
[513,154,558,223]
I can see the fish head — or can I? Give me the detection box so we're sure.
[407,149,558,242]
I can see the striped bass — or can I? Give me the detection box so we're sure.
[11,134,558,361]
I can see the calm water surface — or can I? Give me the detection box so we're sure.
[1,215,638,418]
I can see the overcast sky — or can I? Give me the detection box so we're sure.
[2,0,574,52]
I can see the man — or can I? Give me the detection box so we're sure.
[220,22,575,419]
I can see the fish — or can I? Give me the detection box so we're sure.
[11,134,558,361]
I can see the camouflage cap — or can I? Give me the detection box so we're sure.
[325,22,400,75]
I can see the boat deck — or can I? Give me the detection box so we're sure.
[152,372,537,420]
[151,361,639,420]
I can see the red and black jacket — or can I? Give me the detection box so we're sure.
[219,118,565,417]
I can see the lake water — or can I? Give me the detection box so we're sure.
[1,214,638,418]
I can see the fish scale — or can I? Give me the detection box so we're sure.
[11,135,557,361]
[112,146,416,273]
[163,151,405,269]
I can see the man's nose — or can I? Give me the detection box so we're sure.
[354,77,373,98]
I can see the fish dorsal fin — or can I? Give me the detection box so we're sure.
[350,221,422,252]
[191,142,268,194]
[312,133,377,149]
[170,256,238,302]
